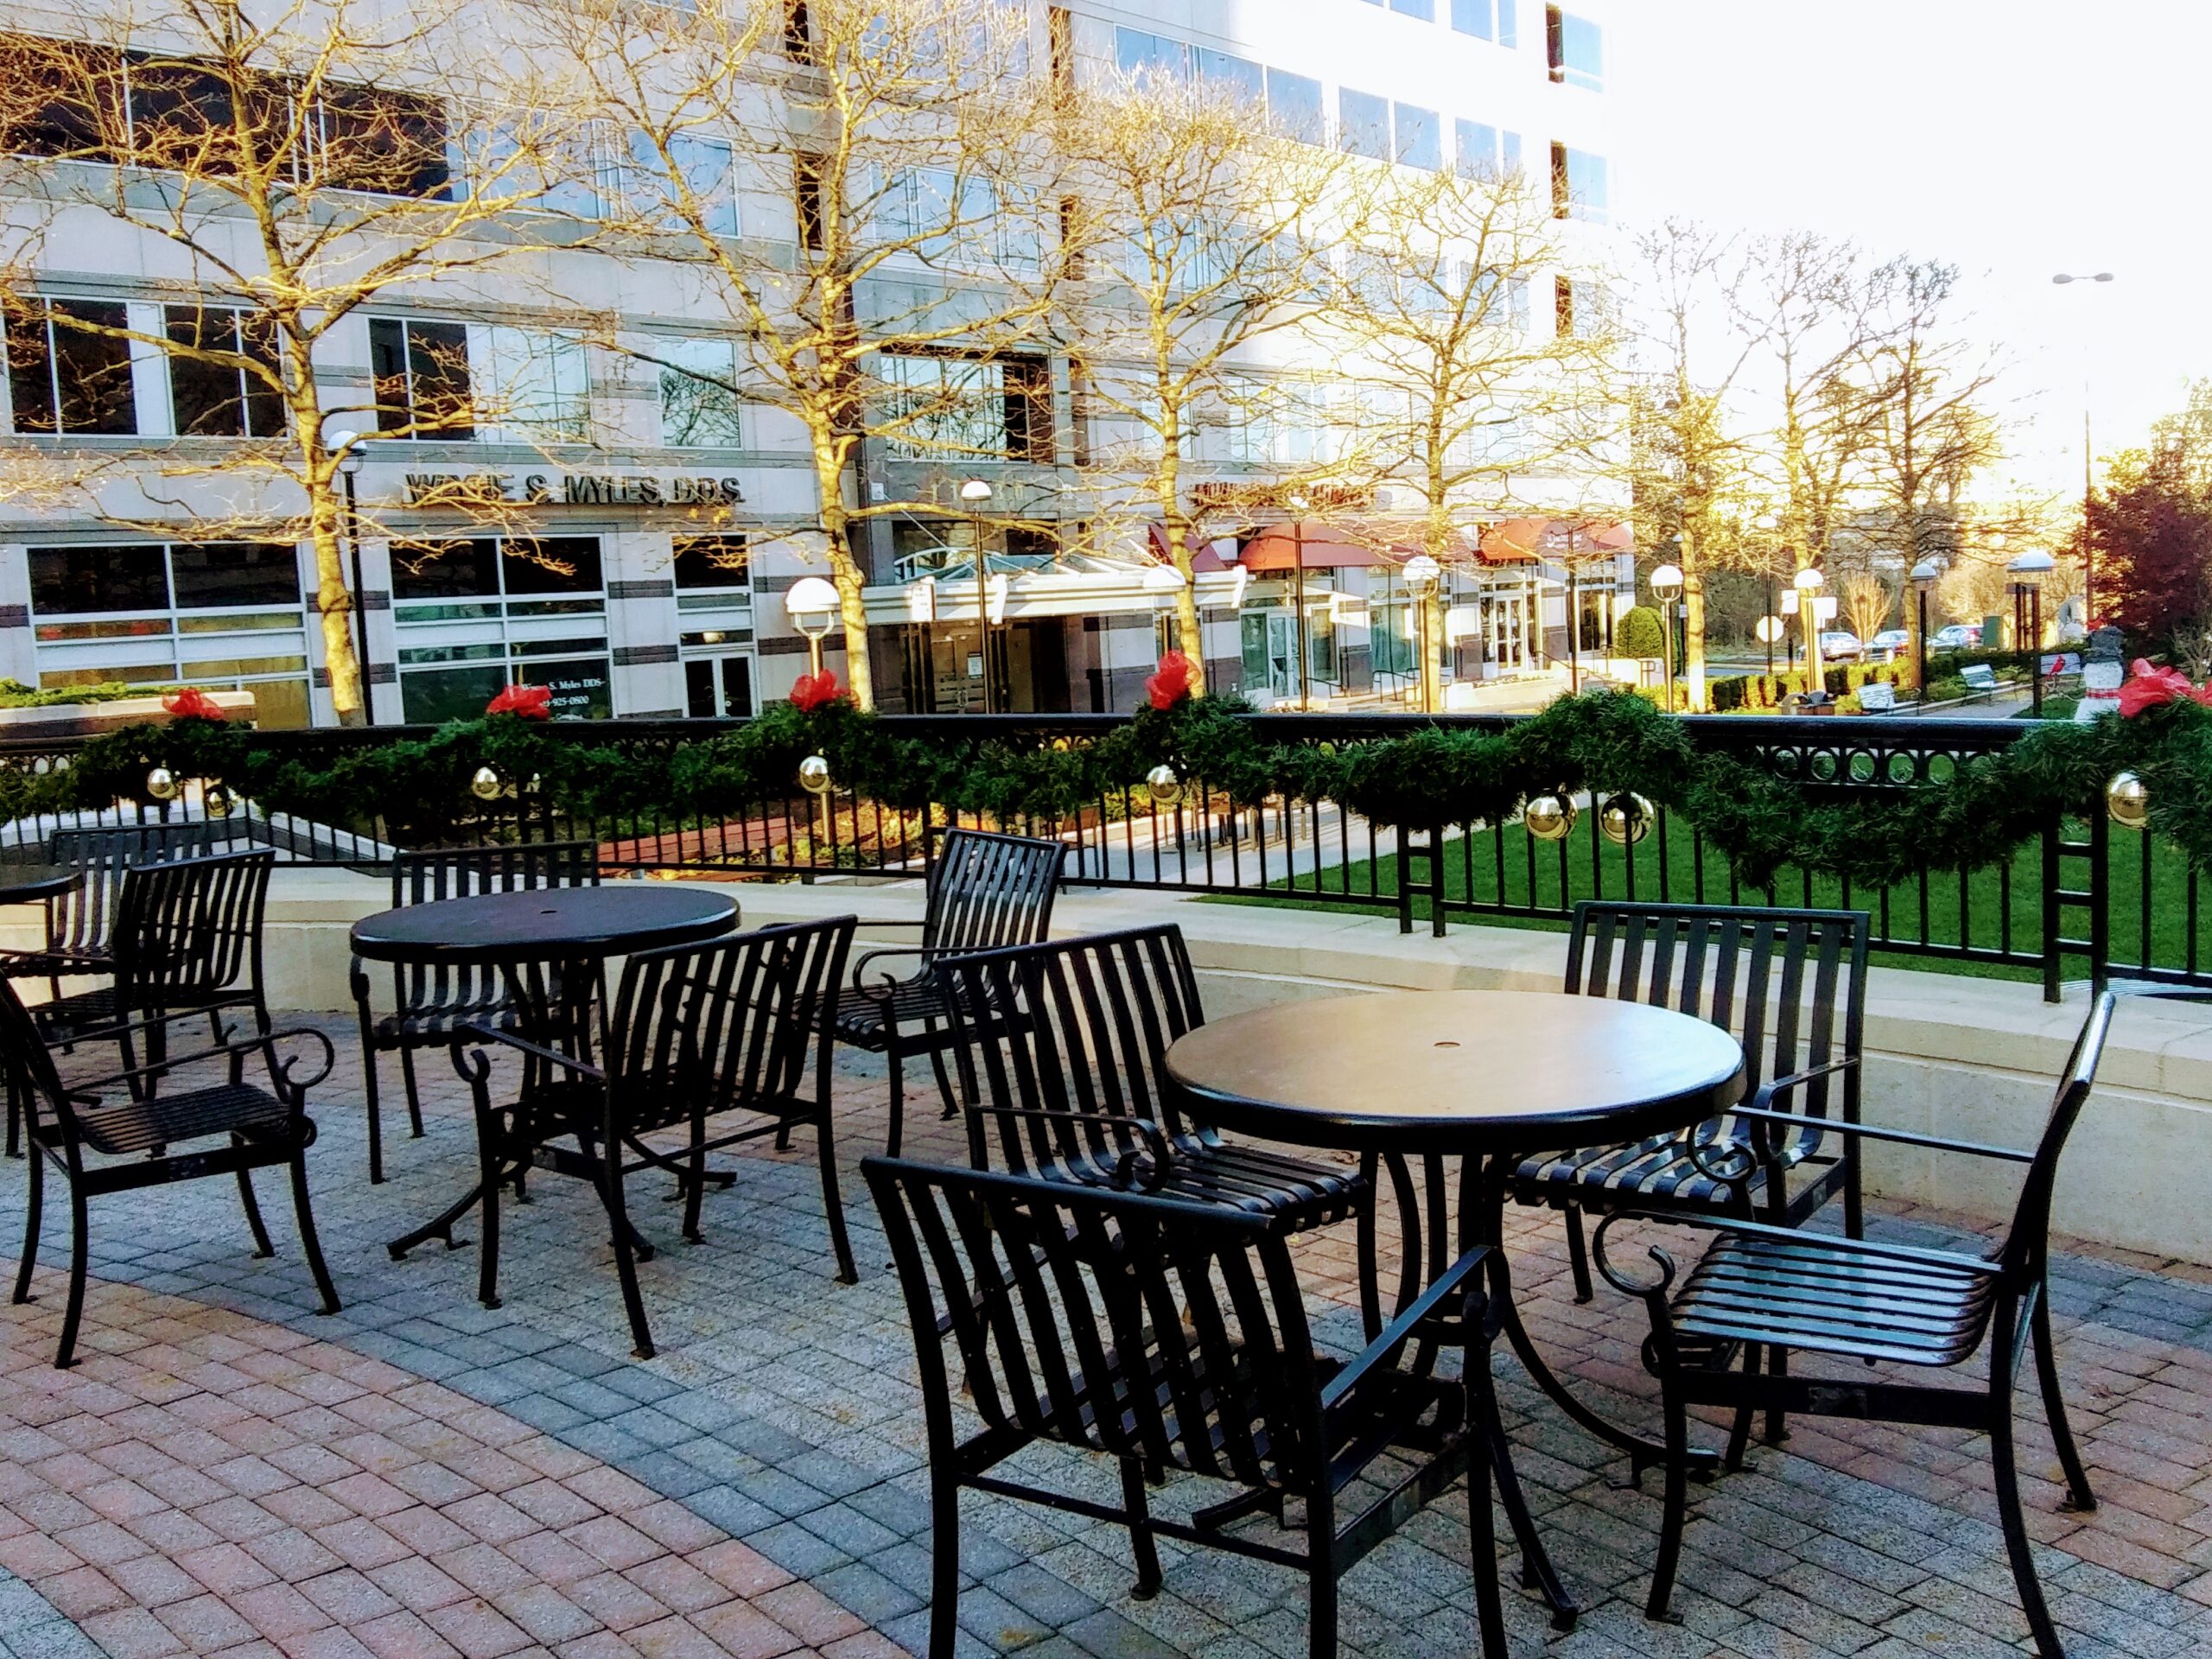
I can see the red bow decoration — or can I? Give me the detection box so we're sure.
[161,686,226,721]
[1145,651,1195,711]
[2117,660,2199,718]
[486,683,553,719]
[790,670,845,713]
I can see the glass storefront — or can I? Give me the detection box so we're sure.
[392,535,610,721]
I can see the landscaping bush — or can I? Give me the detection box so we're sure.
[1615,606,1666,662]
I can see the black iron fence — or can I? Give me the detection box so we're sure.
[0,711,2183,999]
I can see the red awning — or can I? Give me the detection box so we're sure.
[1147,524,1230,572]
[1236,523,1385,571]
[1475,517,1632,564]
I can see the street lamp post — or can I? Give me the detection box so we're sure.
[959,479,995,712]
[785,575,839,681]
[2009,550,2055,715]
[1404,554,1440,713]
[1649,563,1683,713]
[1143,563,1183,679]
[325,430,374,727]
[2052,271,2115,626]
[1794,567,1826,693]
[1910,559,1939,707]
[1285,493,1311,709]
[1754,613,1784,678]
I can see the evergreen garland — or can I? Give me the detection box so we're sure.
[3,690,2200,891]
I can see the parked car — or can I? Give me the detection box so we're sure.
[1869,628,1910,659]
[1818,630,1864,660]
[1932,623,1981,650]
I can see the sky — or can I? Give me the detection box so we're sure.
[1611,0,2212,497]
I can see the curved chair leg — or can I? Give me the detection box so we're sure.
[1990,1338,2065,1658]
[1764,1344,1790,1445]
[885,1041,906,1160]
[928,1471,961,1659]
[474,1105,505,1313]
[1647,1376,1690,1623]
[397,1045,427,1139]
[56,1184,89,1369]
[1306,1489,1338,1659]
[599,1161,655,1361]
[5,1071,19,1160]
[1117,1456,1163,1600]
[814,1107,858,1285]
[682,1116,709,1246]
[923,1019,959,1122]
[1461,1313,1511,1657]
[234,1147,276,1259]
[1561,1204,1594,1304]
[289,1154,341,1315]
[13,1141,42,1304]
[359,1024,386,1185]
[2031,1288,2094,1512]
[1725,1340,1763,1472]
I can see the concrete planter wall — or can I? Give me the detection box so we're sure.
[0,689,258,741]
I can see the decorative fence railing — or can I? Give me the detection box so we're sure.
[0,711,2183,999]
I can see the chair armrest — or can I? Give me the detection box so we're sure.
[1728,1106,2034,1165]
[1589,1207,2002,1307]
[851,944,928,992]
[457,1023,606,1081]
[976,1106,1174,1192]
[42,1004,239,1050]
[1748,1054,1859,1114]
[1322,1243,1491,1414]
[69,1027,337,1096]
[850,918,926,930]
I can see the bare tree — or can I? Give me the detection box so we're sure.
[0,0,607,722]
[557,0,1063,709]
[1837,569,1896,644]
[1054,71,1351,691]
[1334,162,1615,706]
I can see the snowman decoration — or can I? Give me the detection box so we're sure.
[2076,625,2126,723]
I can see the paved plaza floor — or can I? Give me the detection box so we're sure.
[2,1015,2210,1659]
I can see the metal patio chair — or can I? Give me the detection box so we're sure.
[832,827,1065,1156]
[349,840,600,1183]
[33,849,276,1084]
[866,1154,1522,1659]
[1509,903,1870,1308]
[3,971,340,1368]
[939,923,1367,1232]
[1593,988,2118,1659]
[0,823,222,1002]
[454,916,856,1358]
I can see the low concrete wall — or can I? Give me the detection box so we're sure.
[16,869,2211,1265]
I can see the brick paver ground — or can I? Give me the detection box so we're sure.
[3,994,2211,1658]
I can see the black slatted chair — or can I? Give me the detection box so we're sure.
[0,822,222,995]
[454,916,856,1358]
[867,1154,1522,1659]
[1509,903,1870,1307]
[938,924,1366,1232]
[350,842,600,1183]
[3,973,340,1368]
[1593,989,2118,1659]
[834,827,1065,1157]
[33,849,276,1084]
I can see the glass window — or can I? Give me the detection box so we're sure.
[165,306,284,438]
[1264,68,1324,144]
[625,129,737,236]
[1552,144,1608,223]
[170,542,300,608]
[315,85,451,199]
[1338,88,1389,161]
[672,533,750,592]
[1455,118,1498,179]
[1391,0,1436,16]
[0,37,122,161]
[502,537,603,597]
[5,299,135,435]
[1395,103,1440,170]
[1451,0,1492,38]
[1503,130,1522,173]
[28,544,167,613]
[480,327,589,443]
[1548,7,1603,89]
[1501,0,1518,47]
[1193,48,1262,102]
[878,351,1010,459]
[658,336,741,448]
[391,537,499,601]
[1113,29,1186,80]
[368,317,473,439]
[684,655,753,719]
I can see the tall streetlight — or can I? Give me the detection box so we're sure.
[785,575,839,680]
[1285,493,1311,709]
[2009,549,2055,715]
[1404,554,1440,713]
[324,430,374,726]
[1755,613,1785,677]
[2052,271,2114,626]
[1794,566,1826,691]
[1143,562,1183,670]
[1649,562,1682,713]
[959,478,995,711]
[1910,559,1940,706]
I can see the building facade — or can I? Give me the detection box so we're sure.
[0,0,1622,728]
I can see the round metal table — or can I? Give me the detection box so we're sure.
[0,865,80,906]
[1166,988,1745,1625]
[355,885,739,1272]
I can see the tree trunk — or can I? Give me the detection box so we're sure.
[1160,474,1206,695]
[1680,532,1709,711]
[308,487,365,728]
[812,447,874,711]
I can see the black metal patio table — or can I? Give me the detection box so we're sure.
[352,884,738,1270]
[1165,987,1745,1624]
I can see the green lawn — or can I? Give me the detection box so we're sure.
[1206,808,2212,987]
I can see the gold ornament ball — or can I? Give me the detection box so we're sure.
[203,783,232,820]
[1145,763,1182,807]
[145,766,179,802]
[469,765,505,802]
[1523,792,1576,842]
[2107,771,2151,831]
[798,754,833,796]
[1600,792,1655,846]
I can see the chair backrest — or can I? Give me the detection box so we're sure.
[113,849,275,1011]
[864,1154,1325,1492]
[1567,902,1869,1152]
[0,972,73,1122]
[920,829,1065,957]
[601,916,854,1137]
[2000,989,2117,1282]
[938,925,1206,1178]
[391,840,601,906]
[47,823,222,958]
